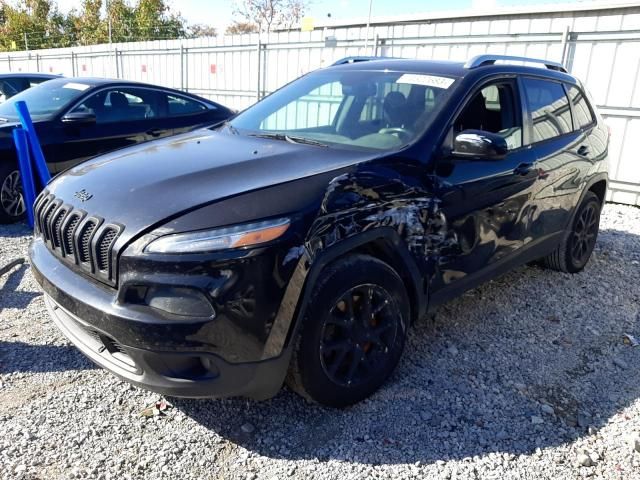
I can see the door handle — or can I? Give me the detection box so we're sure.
[577,145,590,157]
[514,162,534,176]
[146,128,163,137]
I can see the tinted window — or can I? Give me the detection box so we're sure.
[72,87,159,124]
[455,82,522,150]
[567,85,595,130]
[166,94,207,116]
[522,78,572,143]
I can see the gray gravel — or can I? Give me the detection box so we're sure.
[1,203,639,480]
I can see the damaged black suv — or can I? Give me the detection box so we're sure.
[31,55,609,407]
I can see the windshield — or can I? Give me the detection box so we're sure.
[0,80,89,121]
[229,69,457,151]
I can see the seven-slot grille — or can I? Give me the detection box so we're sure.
[34,191,123,287]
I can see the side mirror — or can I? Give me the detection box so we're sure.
[61,111,96,125]
[453,129,508,160]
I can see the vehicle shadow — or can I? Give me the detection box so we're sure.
[0,263,41,313]
[172,226,640,464]
[0,340,96,374]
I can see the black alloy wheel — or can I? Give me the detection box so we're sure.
[569,201,599,266]
[0,168,25,222]
[287,254,409,407]
[320,283,398,387]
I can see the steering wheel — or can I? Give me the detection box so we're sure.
[378,127,413,142]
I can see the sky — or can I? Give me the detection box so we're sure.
[52,0,607,32]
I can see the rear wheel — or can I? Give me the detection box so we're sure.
[542,191,601,273]
[0,163,26,224]
[287,254,410,407]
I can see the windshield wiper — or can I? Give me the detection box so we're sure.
[248,132,328,147]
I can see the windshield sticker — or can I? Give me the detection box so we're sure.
[63,82,90,91]
[396,74,455,89]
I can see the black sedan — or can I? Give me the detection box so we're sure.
[0,73,60,103]
[0,77,234,222]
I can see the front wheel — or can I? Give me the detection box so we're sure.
[0,163,26,224]
[287,254,410,407]
[542,191,601,273]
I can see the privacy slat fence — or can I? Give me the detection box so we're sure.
[1,3,639,205]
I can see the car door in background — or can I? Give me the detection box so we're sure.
[45,87,170,173]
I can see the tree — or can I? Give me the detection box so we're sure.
[73,0,107,46]
[134,0,185,40]
[0,0,191,51]
[189,24,217,38]
[231,0,307,33]
[225,21,258,35]
[0,0,69,50]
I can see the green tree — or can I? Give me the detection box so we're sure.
[134,0,185,40]
[0,0,190,51]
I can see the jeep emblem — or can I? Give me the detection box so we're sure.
[74,189,93,202]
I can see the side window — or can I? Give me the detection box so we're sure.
[455,82,523,150]
[166,94,208,116]
[522,78,572,143]
[71,88,159,124]
[567,85,595,130]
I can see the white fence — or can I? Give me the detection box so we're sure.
[1,2,640,205]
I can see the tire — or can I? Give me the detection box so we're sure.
[0,163,26,224]
[541,191,601,273]
[287,254,410,407]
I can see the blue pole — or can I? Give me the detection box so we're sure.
[12,128,36,227]
[14,100,50,188]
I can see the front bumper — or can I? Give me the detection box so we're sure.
[30,238,295,400]
[43,295,290,399]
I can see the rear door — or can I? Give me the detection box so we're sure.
[519,77,584,239]
[433,78,539,293]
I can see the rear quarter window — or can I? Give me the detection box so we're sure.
[522,78,572,143]
[567,85,596,130]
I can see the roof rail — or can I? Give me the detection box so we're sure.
[464,54,568,73]
[331,56,396,66]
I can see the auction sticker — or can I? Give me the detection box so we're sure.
[396,74,455,89]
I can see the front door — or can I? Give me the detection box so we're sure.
[432,79,539,294]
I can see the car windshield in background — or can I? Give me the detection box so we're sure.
[0,80,89,121]
[229,69,457,151]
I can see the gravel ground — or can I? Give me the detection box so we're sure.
[1,203,639,480]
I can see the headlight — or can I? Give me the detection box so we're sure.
[145,218,290,254]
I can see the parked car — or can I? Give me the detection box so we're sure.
[0,77,234,222]
[0,73,60,103]
[30,55,609,407]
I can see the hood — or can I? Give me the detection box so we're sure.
[47,128,379,243]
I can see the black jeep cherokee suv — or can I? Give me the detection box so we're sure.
[30,55,609,407]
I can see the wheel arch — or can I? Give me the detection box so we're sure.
[283,228,427,350]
